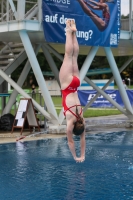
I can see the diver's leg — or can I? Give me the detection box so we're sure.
[59,20,74,88]
[71,20,80,77]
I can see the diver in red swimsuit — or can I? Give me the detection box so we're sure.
[77,0,114,31]
[61,76,82,116]
[59,19,85,163]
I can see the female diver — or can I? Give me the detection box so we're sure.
[59,19,85,163]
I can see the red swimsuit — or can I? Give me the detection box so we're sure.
[61,76,82,117]
[103,9,110,27]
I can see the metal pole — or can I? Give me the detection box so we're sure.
[19,30,58,121]
[41,45,60,86]
[8,0,18,19]
[80,46,99,82]
[104,47,133,116]
[44,44,64,61]
[17,0,25,20]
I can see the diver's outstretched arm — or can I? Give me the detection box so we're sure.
[75,131,86,163]
[67,120,86,163]
[89,0,101,6]
[67,121,77,160]
[86,0,108,10]
[85,0,101,10]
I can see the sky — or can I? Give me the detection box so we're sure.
[121,0,130,16]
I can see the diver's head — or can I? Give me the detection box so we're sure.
[73,121,85,136]
[73,116,85,136]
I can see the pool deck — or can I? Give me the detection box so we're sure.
[0,114,133,144]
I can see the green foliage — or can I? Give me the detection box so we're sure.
[121,14,129,19]
[9,94,122,118]
[51,97,121,118]
[55,108,121,117]
[83,109,121,117]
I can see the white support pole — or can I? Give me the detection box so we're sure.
[0,69,52,121]
[17,0,25,20]
[19,30,58,122]
[83,56,133,111]
[41,45,60,86]
[2,45,41,115]
[104,47,133,116]
[42,45,64,125]
[80,46,99,82]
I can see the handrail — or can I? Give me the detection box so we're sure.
[13,0,37,3]
[0,0,38,22]
[0,1,132,33]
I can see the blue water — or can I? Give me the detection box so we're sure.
[0,131,133,200]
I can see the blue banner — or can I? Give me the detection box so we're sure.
[42,0,120,47]
[78,90,133,107]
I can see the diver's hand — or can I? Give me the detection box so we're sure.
[74,156,85,163]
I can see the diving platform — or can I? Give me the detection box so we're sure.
[0,21,133,56]
[0,0,133,130]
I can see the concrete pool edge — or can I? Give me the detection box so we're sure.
[0,114,133,144]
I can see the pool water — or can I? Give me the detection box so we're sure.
[0,131,133,200]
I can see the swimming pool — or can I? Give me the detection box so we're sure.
[0,131,133,200]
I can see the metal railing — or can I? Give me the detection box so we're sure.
[121,18,131,31]
[0,0,38,22]
[0,0,132,31]
[0,92,62,124]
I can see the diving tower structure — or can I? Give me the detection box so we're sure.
[0,0,133,130]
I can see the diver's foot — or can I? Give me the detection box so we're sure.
[71,19,77,32]
[65,19,73,32]
[65,19,77,32]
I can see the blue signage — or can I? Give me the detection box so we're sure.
[78,90,133,107]
[42,0,121,47]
